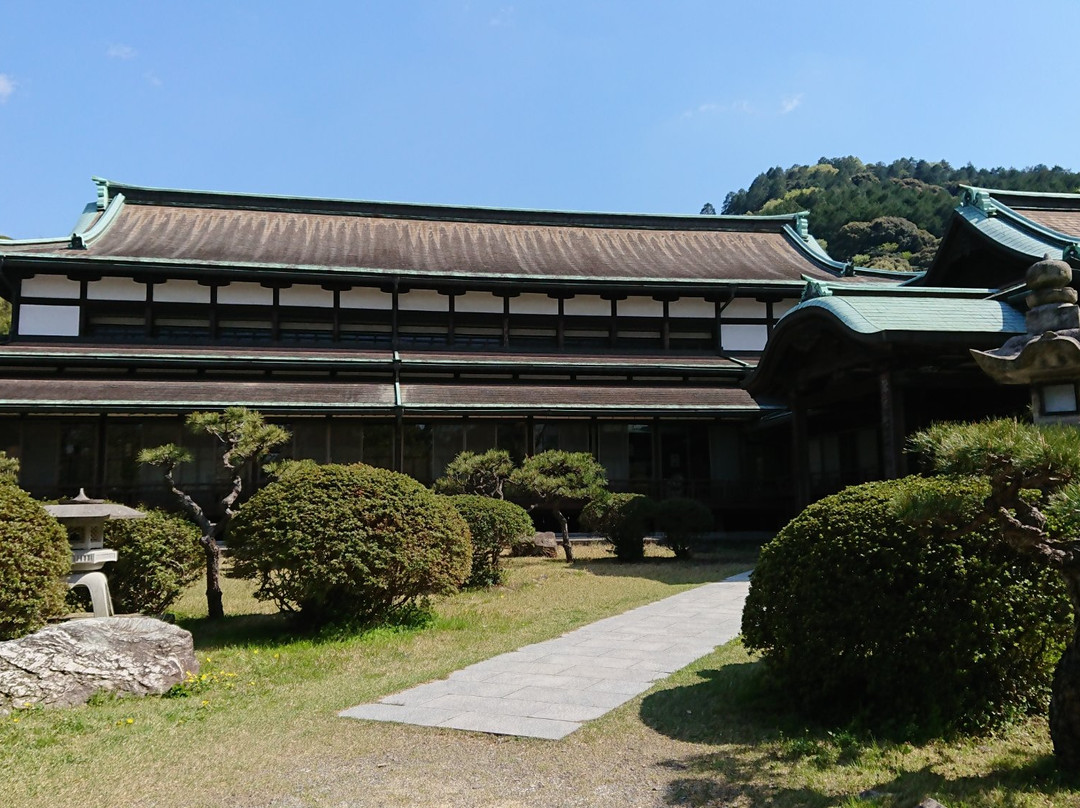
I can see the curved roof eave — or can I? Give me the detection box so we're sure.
[747,295,1025,395]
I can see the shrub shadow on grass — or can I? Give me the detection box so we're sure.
[660,757,1071,808]
[573,554,757,586]
[641,663,1073,807]
[180,604,435,651]
[179,612,299,651]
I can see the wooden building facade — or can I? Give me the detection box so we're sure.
[0,178,899,524]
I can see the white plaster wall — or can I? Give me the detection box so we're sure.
[454,292,503,313]
[155,279,211,304]
[722,324,769,351]
[399,289,448,312]
[18,304,80,336]
[724,298,767,318]
[87,277,146,302]
[772,300,798,319]
[619,297,663,317]
[22,275,80,300]
[563,295,609,317]
[280,285,334,307]
[511,293,558,315]
[340,287,392,310]
[218,283,274,305]
[669,297,715,318]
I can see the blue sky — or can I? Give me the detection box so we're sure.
[2,0,1079,238]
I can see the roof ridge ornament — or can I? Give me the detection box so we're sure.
[801,279,832,301]
[963,187,996,216]
[93,177,109,211]
[1063,243,1080,264]
[793,212,810,241]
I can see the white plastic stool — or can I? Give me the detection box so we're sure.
[67,571,115,618]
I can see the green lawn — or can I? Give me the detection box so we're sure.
[2,543,1076,807]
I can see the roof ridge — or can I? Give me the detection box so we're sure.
[94,177,806,233]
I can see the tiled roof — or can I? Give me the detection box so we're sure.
[400,383,769,413]
[0,379,396,412]
[0,376,769,416]
[0,343,752,373]
[0,179,881,287]
[794,296,1026,336]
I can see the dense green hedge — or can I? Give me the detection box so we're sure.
[229,463,472,626]
[581,493,653,562]
[654,497,713,559]
[0,484,70,640]
[742,476,1073,735]
[449,495,534,586]
[103,508,203,614]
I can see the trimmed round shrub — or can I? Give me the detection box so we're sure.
[0,484,70,640]
[102,508,203,614]
[742,476,1073,736]
[581,493,654,562]
[228,463,472,627]
[654,497,713,559]
[449,495,534,587]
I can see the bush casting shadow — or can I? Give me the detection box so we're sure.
[640,663,1075,807]
[574,544,759,586]
[180,603,435,651]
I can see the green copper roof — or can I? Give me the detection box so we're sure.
[794,295,1025,336]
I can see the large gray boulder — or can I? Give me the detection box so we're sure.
[0,616,198,712]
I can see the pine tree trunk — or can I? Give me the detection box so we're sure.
[558,512,574,563]
[203,537,225,620]
[1051,628,1080,772]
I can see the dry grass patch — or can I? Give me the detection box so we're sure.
[6,539,1071,807]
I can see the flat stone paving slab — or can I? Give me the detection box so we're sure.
[339,572,750,739]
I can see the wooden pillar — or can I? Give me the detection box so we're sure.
[94,413,107,496]
[878,370,904,479]
[391,285,399,350]
[609,298,618,348]
[144,281,154,340]
[331,290,341,344]
[502,295,510,349]
[555,297,565,350]
[791,396,811,509]
[661,300,670,350]
[651,417,662,500]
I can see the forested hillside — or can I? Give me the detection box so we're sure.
[720,157,1080,272]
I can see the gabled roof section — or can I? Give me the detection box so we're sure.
[748,284,1025,396]
[0,178,883,288]
[923,186,1080,287]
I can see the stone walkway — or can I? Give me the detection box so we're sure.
[339,571,750,740]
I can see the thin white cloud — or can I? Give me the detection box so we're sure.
[0,74,14,103]
[107,44,137,60]
[144,72,162,87]
[780,94,804,114]
[681,100,754,119]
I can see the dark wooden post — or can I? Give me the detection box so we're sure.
[791,395,810,509]
[878,370,905,479]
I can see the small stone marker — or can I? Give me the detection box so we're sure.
[532,531,559,557]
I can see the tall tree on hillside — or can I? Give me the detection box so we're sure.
[139,408,289,619]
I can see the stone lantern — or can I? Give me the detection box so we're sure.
[973,255,1080,425]
[43,489,145,618]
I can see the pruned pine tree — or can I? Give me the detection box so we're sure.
[139,407,289,619]
[510,450,607,562]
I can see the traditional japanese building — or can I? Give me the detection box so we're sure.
[0,177,903,523]
[748,185,1080,506]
